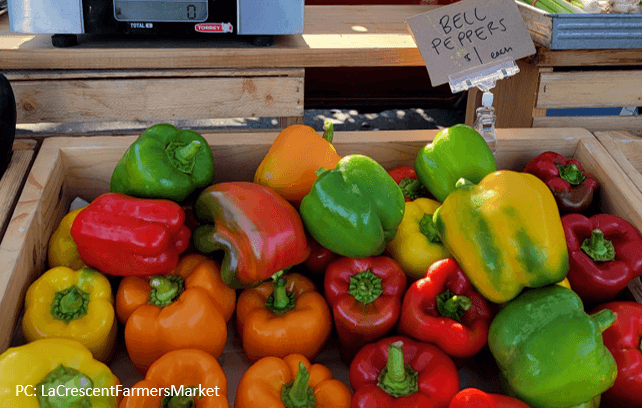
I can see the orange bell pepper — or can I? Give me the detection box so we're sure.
[116,253,235,374]
[254,122,342,207]
[120,349,228,408]
[235,353,351,408]
[236,273,332,362]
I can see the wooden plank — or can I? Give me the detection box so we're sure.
[535,47,642,68]
[13,75,304,123]
[533,115,642,131]
[0,141,37,241]
[595,131,642,194]
[516,2,552,49]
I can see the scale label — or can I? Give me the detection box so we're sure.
[406,0,535,87]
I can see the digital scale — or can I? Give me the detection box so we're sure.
[7,0,304,46]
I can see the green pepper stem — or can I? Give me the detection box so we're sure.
[175,141,201,164]
[162,386,197,408]
[419,214,441,243]
[322,120,334,144]
[266,277,296,315]
[348,270,383,304]
[51,286,90,323]
[281,362,316,408]
[455,178,474,189]
[557,163,586,185]
[436,289,472,322]
[315,167,327,177]
[591,309,616,333]
[377,341,419,398]
[37,364,94,408]
[166,140,202,174]
[399,178,424,200]
[149,275,184,308]
[581,229,616,262]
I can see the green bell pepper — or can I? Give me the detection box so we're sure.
[489,285,617,408]
[110,123,215,203]
[415,124,496,202]
[300,154,404,258]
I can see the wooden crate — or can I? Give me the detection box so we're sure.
[2,128,642,403]
[0,140,36,241]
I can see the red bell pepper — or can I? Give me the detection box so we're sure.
[397,258,494,358]
[523,151,599,214]
[388,166,430,202]
[70,193,190,276]
[350,336,459,408]
[589,301,642,408]
[303,235,338,277]
[324,256,407,362]
[449,388,530,408]
[562,213,642,303]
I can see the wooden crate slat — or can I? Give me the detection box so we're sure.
[533,115,642,131]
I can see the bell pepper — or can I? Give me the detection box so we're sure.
[350,336,460,407]
[388,166,430,202]
[116,253,235,374]
[414,124,497,203]
[235,353,352,408]
[0,338,121,407]
[70,193,190,277]
[433,171,569,303]
[193,181,309,289]
[488,285,617,408]
[47,207,87,270]
[562,213,642,303]
[324,256,407,362]
[236,273,332,362]
[110,123,215,203]
[303,235,338,277]
[385,198,450,280]
[449,388,530,408]
[119,349,228,408]
[300,154,405,258]
[254,121,342,207]
[397,258,494,359]
[523,151,599,214]
[21,266,116,363]
[589,301,642,408]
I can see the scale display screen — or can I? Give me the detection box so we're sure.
[114,0,208,22]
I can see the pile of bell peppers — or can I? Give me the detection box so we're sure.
[3,122,642,409]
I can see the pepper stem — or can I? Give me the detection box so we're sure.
[315,167,327,177]
[149,275,185,308]
[399,178,424,200]
[591,309,616,333]
[50,286,90,323]
[166,140,202,174]
[281,362,316,408]
[557,163,585,185]
[436,289,472,322]
[36,364,94,408]
[162,385,198,408]
[266,277,296,315]
[581,229,616,262]
[377,341,419,398]
[455,178,474,190]
[419,214,441,243]
[322,120,334,144]
[348,270,383,304]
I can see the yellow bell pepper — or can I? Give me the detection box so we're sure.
[0,338,121,407]
[22,266,116,363]
[385,198,450,280]
[47,207,86,270]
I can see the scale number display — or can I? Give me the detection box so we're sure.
[114,0,208,22]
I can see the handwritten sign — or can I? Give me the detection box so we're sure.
[406,0,536,87]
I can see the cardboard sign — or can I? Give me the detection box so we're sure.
[406,0,536,87]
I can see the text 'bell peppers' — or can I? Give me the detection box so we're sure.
[324,256,407,361]
[254,122,342,207]
[524,151,599,214]
[489,285,617,408]
[22,266,117,363]
[433,171,569,303]
[350,336,459,408]
[0,339,121,407]
[236,273,332,362]
[449,388,530,408]
[300,154,405,258]
[414,124,496,203]
[590,301,642,408]
[385,197,450,280]
[388,166,430,202]
[120,349,228,408]
[193,181,309,289]
[563,213,642,303]
[116,253,235,374]
[70,193,190,277]
[48,206,86,270]
[110,123,215,203]
[398,258,494,359]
